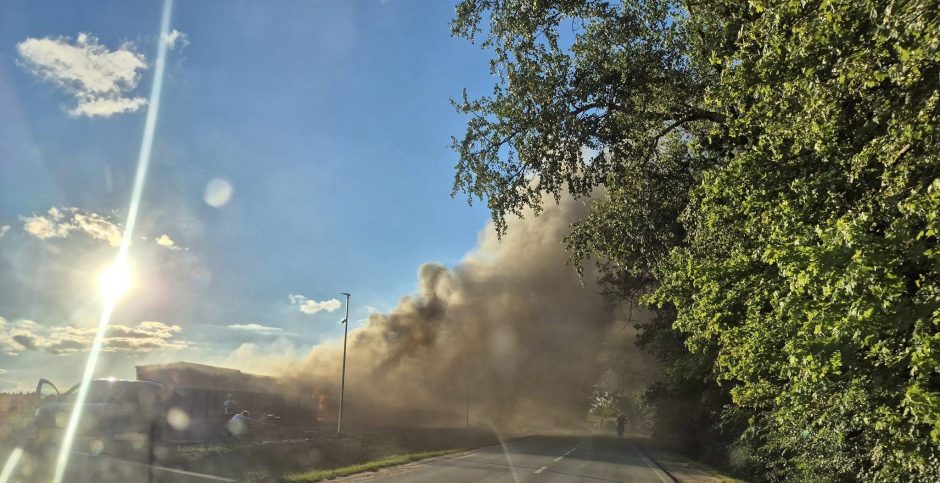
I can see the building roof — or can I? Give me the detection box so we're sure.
[135,361,286,393]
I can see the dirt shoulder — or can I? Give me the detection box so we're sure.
[636,439,745,483]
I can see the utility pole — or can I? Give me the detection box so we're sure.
[464,353,470,429]
[338,292,351,434]
[465,374,470,429]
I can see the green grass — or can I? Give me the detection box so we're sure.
[284,448,465,482]
[177,443,239,457]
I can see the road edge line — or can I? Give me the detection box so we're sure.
[633,443,677,483]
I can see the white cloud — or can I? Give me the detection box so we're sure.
[161,29,188,49]
[70,96,147,117]
[0,225,10,238]
[301,299,342,314]
[155,233,182,250]
[0,317,187,355]
[227,323,284,333]
[21,207,72,240]
[16,32,148,117]
[20,207,189,251]
[289,294,342,314]
[72,211,123,246]
[21,207,122,246]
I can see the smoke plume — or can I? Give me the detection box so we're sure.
[283,196,654,430]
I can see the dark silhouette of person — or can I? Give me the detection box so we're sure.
[224,393,238,416]
[616,414,627,438]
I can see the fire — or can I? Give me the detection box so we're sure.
[313,392,328,421]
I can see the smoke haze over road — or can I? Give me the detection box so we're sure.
[282,196,657,429]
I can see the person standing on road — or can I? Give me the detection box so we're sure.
[616,414,627,438]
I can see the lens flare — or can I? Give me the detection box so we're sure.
[166,407,191,431]
[98,260,132,299]
[204,177,233,207]
[0,448,23,483]
[52,1,175,482]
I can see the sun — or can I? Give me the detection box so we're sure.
[98,260,132,300]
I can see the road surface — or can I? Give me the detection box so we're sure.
[0,445,234,483]
[339,435,673,483]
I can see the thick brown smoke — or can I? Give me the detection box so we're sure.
[283,197,654,430]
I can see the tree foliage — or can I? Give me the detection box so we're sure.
[452,0,724,234]
[452,0,940,480]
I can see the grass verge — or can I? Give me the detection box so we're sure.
[284,448,465,482]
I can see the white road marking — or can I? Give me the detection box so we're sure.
[456,453,479,459]
[534,466,548,474]
[553,456,564,462]
[563,442,582,456]
[632,444,672,483]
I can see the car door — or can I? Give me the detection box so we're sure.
[35,379,60,402]
[109,383,144,435]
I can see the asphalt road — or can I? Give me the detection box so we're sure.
[0,445,234,483]
[340,435,672,483]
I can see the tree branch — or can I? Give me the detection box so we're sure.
[653,111,726,143]
[570,102,630,117]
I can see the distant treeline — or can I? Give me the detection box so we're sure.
[0,392,39,444]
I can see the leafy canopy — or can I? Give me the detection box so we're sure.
[452,0,940,480]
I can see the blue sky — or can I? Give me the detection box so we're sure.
[0,0,496,390]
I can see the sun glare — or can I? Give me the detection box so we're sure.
[98,260,132,300]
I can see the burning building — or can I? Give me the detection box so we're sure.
[136,361,317,425]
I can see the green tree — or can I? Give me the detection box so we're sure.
[651,0,940,479]
[451,0,740,465]
[452,0,940,480]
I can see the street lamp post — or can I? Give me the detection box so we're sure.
[464,354,470,429]
[337,292,351,434]
[465,374,470,429]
